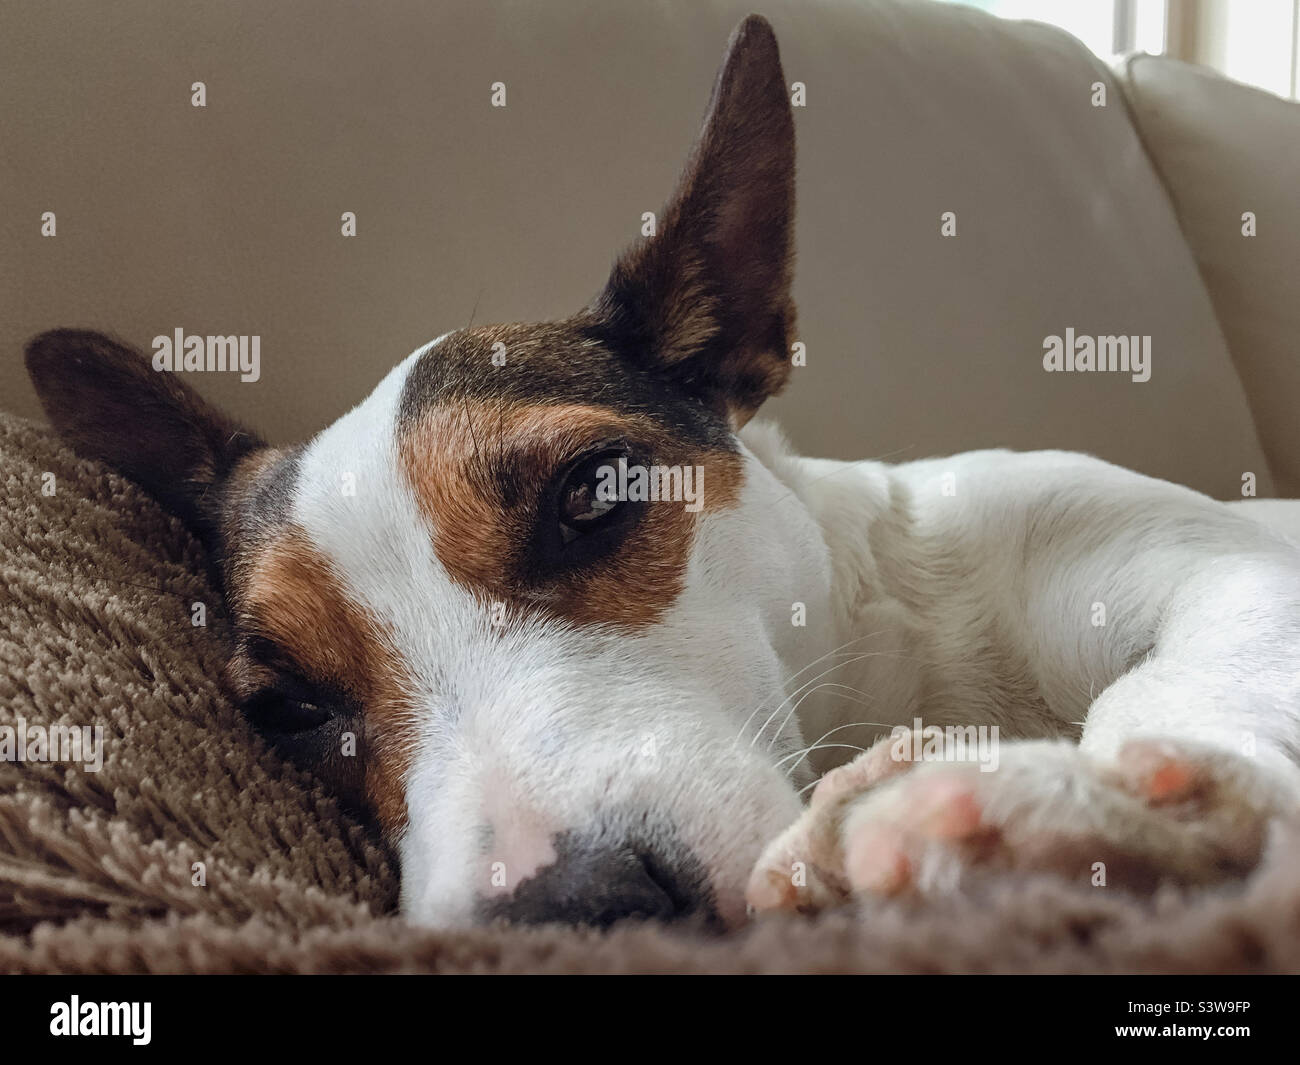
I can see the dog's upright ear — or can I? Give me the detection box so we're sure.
[590,14,796,427]
[25,329,264,550]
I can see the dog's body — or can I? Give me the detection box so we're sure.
[24,16,1300,929]
[745,429,1300,907]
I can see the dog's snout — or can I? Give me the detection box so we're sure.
[482,834,717,929]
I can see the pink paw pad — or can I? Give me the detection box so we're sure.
[912,778,985,838]
[1116,740,1207,804]
[745,866,800,912]
[844,825,913,895]
[845,777,986,895]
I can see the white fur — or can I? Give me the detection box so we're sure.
[780,440,1300,782]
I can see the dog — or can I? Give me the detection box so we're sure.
[24,15,1300,930]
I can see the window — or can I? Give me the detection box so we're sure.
[1171,0,1300,98]
[941,0,1300,99]
[941,0,1165,56]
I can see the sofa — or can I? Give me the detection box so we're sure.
[4,0,1300,495]
[3,0,1300,973]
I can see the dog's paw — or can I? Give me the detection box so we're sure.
[746,732,1297,915]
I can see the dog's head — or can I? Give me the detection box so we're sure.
[26,16,835,928]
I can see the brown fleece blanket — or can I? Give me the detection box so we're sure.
[2,411,1299,973]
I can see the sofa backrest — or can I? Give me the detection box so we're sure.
[0,0,1273,497]
[1116,53,1300,496]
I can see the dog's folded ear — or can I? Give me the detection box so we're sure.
[25,328,264,548]
[590,14,796,427]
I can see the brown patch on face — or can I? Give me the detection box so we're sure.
[399,399,744,629]
[224,527,416,835]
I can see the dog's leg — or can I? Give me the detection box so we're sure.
[748,460,1300,913]
[1078,559,1300,777]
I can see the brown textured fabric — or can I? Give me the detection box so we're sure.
[2,411,1299,973]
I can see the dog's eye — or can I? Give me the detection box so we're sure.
[245,690,335,735]
[558,450,626,544]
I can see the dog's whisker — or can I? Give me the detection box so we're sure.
[797,776,823,798]
[734,653,871,745]
[775,718,888,772]
[780,743,868,775]
[747,653,896,749]
[741,654,878,747]
[764,682,881,755]
[774,631,890,689]
[748,646,916,749]
[731,629,891,742]
[765,688,885,757]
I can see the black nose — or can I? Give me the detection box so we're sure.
[482,835,717,929]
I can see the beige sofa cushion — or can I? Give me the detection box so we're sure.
[0,0,1272,496]
[1118,54,1300,495]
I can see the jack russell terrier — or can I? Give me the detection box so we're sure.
[25,15,1300,930]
